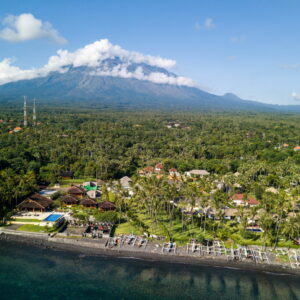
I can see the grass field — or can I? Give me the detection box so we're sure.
[16,224,56,233]
[115,221,143,235]
[56,178,97,188]
[12,218,41,222]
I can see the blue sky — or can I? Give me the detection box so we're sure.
[0,0,300,105]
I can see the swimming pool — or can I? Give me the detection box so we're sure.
[44,214,62,222]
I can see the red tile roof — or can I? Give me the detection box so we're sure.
[231,193,259,205]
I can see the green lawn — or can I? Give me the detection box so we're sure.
[12,218,41,222]
[57,178,97,188]
[16,224,56,233]
[115,221,143,235]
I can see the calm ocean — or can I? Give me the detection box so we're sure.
[0,240,299,300]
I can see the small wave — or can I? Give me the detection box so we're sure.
[118,256,143,260]
[224,267,241,270]
[263,271,291,276]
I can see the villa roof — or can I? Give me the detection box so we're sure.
[139,166,154,174]
[265,187,278,194]
[169,168,177,172]
[224,208,238,217]
[99,201,116,210]
[68,185,86,195]
[155,163,164,169]
[187,169,210,175]
[231,193,259,205]
[17,200,45,210]
[120,176,132,184]
[80,198,97,206]
[17,193,52,210]
[61,194,79,204]
[28,193,53,207]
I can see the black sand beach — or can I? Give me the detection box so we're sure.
[1,231,299,277]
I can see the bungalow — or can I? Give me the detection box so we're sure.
[294,146,300,151]
[223,208,239,220]
[265,187,278,194]
[138,166,154,176]
[61,194,79,206]
[185,169,210,177]
[99,201,116,211]
[80,198,97,208]
[231,193,259,207]
[67,185,86,198]
[168,168,181,177]
[155,163,164,173]
[120,176,132,189]
[13,127,22,133]
[17,193,53,212]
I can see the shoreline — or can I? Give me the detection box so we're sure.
[1,230,299,276]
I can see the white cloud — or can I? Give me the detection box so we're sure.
[90,65,196,87]
[292,92,300,101]
[230,35,246,43]
[0,13,67,43]
[44,39,176,71]
[195,18,215,31]
[0,38,196,87]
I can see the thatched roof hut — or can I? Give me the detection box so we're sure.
[80,198,97,208]
[67,185,86,197]
[17,193,53,212]
[61,194,79,205]
[99,201,116,211]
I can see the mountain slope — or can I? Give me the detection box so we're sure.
[0,60,298,112]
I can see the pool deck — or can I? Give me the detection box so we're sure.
[11,212,65,226]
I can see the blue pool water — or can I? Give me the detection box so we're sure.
[44,214,62,222]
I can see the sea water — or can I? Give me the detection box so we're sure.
[0,240,299,300]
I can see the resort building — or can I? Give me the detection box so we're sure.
[17,193,53,212]
[231,193,259,207]
[155,163,164,173]
[61,194,79,206]
[120,176,132,189]
[98,201,116,211]
[13,127,22,133]
[138,166,154,176]
[185,169,210,177]
[223,208,239,220]
[80,198,97,208]
[67,185,86,198]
